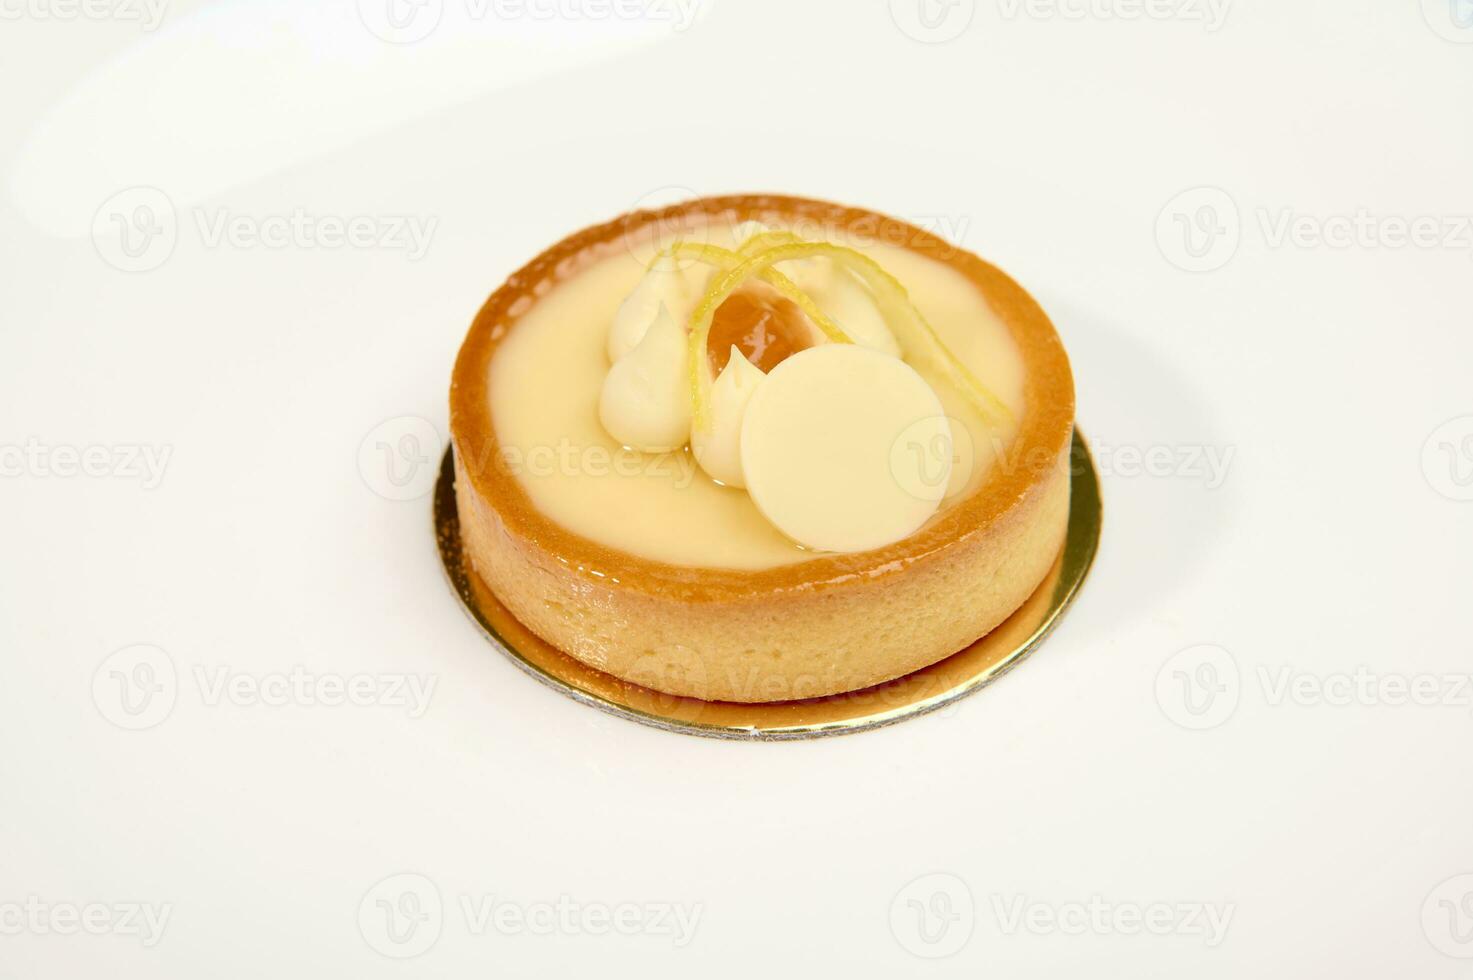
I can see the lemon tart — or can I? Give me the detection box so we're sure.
[449,195,1075,703]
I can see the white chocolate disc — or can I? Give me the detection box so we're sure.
[739,344,951,553]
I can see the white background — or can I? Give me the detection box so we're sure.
[2,0,1471,976]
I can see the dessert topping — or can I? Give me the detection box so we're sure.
[608,253,690,363]
[596,224,1006,552]
[690,345,766,489]
[740,344,952,553]
[598,302,691,453]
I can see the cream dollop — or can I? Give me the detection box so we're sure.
[691,345,766,488]
[739,344,950,553]
[817,270,901,357]
[598,303,692,453]
[608,254,691,363]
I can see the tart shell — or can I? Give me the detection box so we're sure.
[450,195,1075,703]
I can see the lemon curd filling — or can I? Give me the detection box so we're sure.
[486,221,1027,570]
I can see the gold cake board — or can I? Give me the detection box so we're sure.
[435,430,1100,740]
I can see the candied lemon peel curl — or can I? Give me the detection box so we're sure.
[658,232,1013,433]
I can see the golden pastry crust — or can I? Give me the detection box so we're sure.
[450,194,1075,702]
